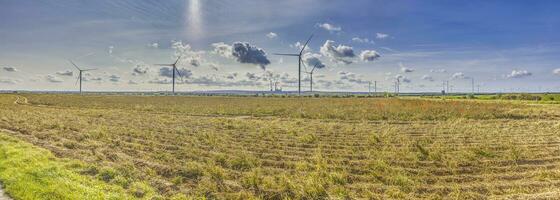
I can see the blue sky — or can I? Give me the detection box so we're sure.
[1,0,559,92]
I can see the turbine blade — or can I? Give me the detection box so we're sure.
[174,56,182,65]
[273,53,299,56]
[69,60,81,70]
[311,63,319,73]
[300,34,314,55]
[301,60,309,72]
[175,67,184,82]
[75,75,80,85]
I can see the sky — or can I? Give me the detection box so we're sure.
[1,0,560,93]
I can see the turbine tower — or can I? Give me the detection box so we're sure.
[154,56,183,95]
[274,34,313,95]
[69,60,97,94]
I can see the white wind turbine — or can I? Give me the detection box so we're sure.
[274,34,313,95]
[154,56,184,95]
[69,60,97,94]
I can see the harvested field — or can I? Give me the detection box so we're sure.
[1,94,559,199]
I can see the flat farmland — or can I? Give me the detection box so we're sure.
[1,94,560,199]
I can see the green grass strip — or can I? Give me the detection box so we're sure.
[0,132,133,200]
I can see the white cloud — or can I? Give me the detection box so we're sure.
[320,40,355,64]
[302,53,326,69]
[317,23,342,32]
[212,42,233,58]
[430,69,447,73]
[172,41,205,67]
[148,42,159,48]
[553,68,560,76]
[352,37,374,44]
[3,66,17,72]
[290,41,312,52]
[266,32,278,39]
[376,33,389,39]
[132,64,149,76]
[108,74,120,82]
[0,78,19,84]
[56,70,73,76]
[45,75,63,83]
[338,71,368,84]
[506,70,532,79]
[159,67,192,78]
[422,75,434,82]
[451,72,468,79]
[360,50,381,62]
[108,46,114,55]
[399,63,414,73]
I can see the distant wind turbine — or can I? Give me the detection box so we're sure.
[303,62,320,92]
[69,60,97,94]
[154,56,183,95]
[274,34,313,95]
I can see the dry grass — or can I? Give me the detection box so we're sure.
[1,94,559,199]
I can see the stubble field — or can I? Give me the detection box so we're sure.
[1,94,560,199]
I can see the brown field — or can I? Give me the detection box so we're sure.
[1,94,560,199]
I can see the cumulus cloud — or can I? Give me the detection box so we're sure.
[232,42,271,69]
[3,66,17,72]
[212,42,234,58]
[132,64,149,76]
[352,37,374,44]
[82,73,102,82]
[266,32,278,39]
[422,75,434,82]
[159,67,192,78]
[226,72,238,80]
[320,40,355,64]
[149,78,172,84]
[554,68,560,76]
[56,70,73,76]
[209,63,219,71]
[108,75,120,82]
[399,63,414,73]
[148,42,159,48]
[451,72,468,79]
[430,69,447,73]
[338,71,368,84]
[376,33,389,39]
[45,75,63,83]
[290,41,312,52]
[317,23,342,32]
[172,41,205,67]
[360,50,381,62]
[245,72,261,81]
[302,53,326,69]
[0,78,18,84]
[212,42,271,70]
[506,70,532,79]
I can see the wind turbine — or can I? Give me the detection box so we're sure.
[154,56,183,95]
[274,34,313,95]
[303,62,320,92]
[69,60,97,94]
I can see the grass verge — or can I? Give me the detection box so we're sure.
[0,132,133,200]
